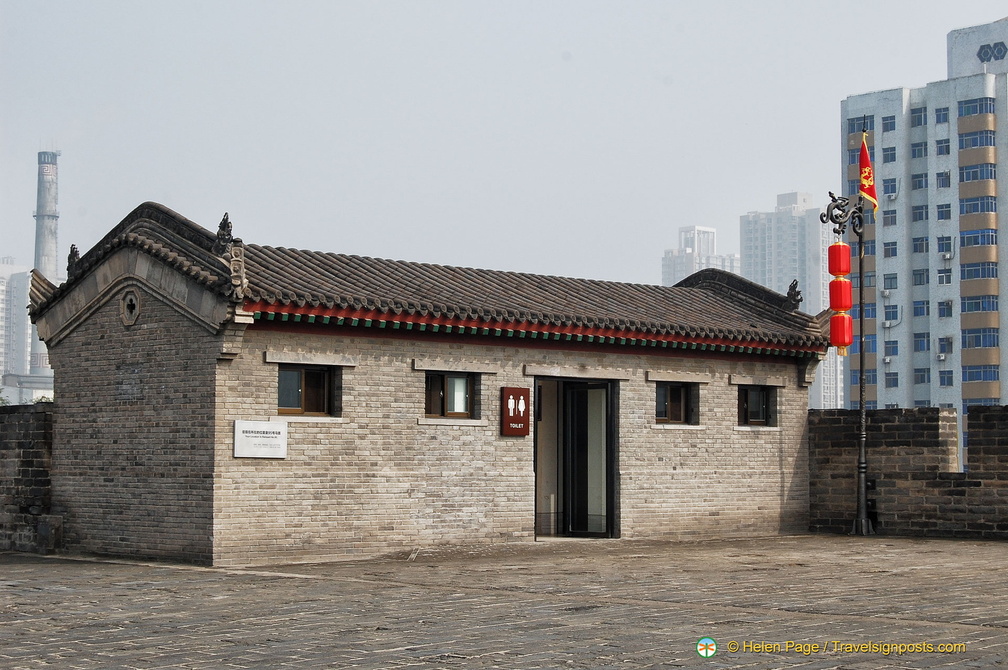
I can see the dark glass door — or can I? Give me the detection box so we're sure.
[563,382,614,537]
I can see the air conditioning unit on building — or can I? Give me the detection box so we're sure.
[941,252,952,260]
[883,356,892,364]
[881,289,891,298]
[936,353,946,361]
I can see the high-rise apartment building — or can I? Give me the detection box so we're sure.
[840,16,1008,448]
[740,193,843,409]
[661,226,741,286]
[1,258,32,403]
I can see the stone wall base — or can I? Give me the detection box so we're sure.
[1,512,63,554]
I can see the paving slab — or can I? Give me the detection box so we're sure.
[0,534,1006,668]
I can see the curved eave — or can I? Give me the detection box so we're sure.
[31,227,232,319]
[244,300,829,358]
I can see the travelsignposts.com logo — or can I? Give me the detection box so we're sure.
[696,638,718,658]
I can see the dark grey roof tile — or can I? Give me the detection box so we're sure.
[34,202,828,351]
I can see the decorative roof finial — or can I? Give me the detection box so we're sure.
[785,279,803,311]
[67,244,80,275]
[212,212,234,256]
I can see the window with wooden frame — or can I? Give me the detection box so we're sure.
[738,385,774,426]
[278,364,342,416]
[425,371,478,418]
[655,381,699,424]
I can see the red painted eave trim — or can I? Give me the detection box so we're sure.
[242,300,828,356]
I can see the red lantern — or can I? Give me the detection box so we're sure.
[828,242,851,277]
[829,278,853,312]
[830,312,853,354]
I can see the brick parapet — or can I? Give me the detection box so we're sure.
[0,404,61,552]
[809,407,1008,538]
[964,405,1008,476]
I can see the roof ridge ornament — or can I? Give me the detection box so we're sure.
[212,211,246,301]
[784,279,803,312]
[67,244,80,277]
[212,212,234,256]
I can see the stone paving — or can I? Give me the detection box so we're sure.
[1,534,1006,669]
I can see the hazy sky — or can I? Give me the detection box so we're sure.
[2,2,1007,285]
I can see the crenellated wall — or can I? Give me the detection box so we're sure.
[808,407,1008,538]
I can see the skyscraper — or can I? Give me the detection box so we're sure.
[840,16,1008,448]
[661,226,740,286]
[740,192,843,409]
[1,258,31,398]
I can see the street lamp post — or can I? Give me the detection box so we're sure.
[822,192,875,536]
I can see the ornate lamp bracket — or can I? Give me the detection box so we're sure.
[820,192,865,240]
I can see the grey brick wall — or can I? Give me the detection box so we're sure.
[808,407,1008,538]
[48,284,218,563]
[0,404,61,553]
[965,405,1008,477]
[36,250,817,566]
[213,326,812,566]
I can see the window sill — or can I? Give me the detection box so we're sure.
[270,416,349,424]
[650,423,705,430]
[733,425,781,432]
[418,417,489,427]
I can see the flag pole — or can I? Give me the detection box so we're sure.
[822,124,876,536]
[852,190,873,536]
[852,129,876,536]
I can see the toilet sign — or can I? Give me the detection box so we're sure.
[501,387,531,436]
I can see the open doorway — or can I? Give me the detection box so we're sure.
[534,378,617,538]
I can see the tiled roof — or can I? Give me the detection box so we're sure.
[33,202,829,356]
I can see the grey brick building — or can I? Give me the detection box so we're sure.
[30,203,829,566]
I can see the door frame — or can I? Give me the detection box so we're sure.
[533,377,618,539]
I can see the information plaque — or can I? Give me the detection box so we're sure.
[234,420,288,458]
